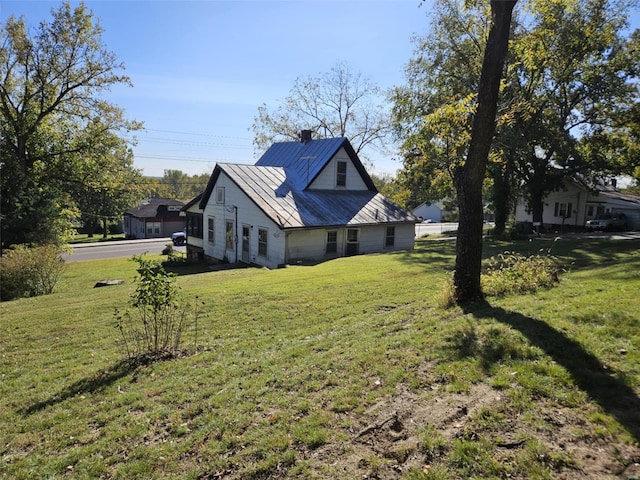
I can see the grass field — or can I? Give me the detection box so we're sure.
[1,237,639,479]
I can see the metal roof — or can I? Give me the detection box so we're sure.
[255,137,376,191]
[217,163,416,229]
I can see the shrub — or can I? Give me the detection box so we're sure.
[0,244,66,301]
[481,250,562,297]
[115,255,199,361]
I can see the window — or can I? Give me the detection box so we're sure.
[187,213,203,238]
[336,161,347,187]
[385,226,395,247]
[554,202,572,218]
[226,221,234,249]
[207,216,215,243]
[216,187,225,204]
[258,228,268,256]
[146,221,160,235]
[326,230,337,254]
[346,228,359,255]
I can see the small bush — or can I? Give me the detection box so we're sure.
[114,255,201,361]
[0,244,66,301]
[481,250,562,297]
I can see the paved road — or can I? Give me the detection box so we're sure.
[63,239,186,262]
[415,222,459,238]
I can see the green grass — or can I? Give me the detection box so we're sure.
[1,238,639,479]
[66,233,127,244]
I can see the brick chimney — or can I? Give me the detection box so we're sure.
[300,129,313,143]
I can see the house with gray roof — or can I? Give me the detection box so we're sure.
[184,134,417,268]
[514,178,640,231]
[124,197,185,239]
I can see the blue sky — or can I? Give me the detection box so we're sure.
[2,1,639,179]
[1,0,433,177]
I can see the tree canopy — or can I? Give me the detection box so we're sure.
[392,0,640,234]
[0,2,141,246]
[251,61,392,164]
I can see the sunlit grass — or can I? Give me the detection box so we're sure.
[1,238,639,478]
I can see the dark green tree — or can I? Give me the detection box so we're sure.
[0,2,140,247]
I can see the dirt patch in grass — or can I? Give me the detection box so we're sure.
[299,380,640,479]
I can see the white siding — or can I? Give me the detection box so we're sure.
[285,224,414,263]
[309,148,368,190]
[202,172,285,268]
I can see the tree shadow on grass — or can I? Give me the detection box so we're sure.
[19,354,175,416]
[464,300,640,443]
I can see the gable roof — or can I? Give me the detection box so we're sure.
[255,137,376,191]
[201,163,414,229]
[125,197,185,218]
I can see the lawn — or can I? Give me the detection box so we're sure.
[1,237,639,479]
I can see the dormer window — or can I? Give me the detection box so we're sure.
[336,161,347,187]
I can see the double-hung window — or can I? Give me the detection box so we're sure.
[258,228,268,256]
[385,226,395,247]
[207,217,215,243]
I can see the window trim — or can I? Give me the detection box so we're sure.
[207,216,215,244]
[216,187,225,204]
[326,230,338,254]
[336,161,347,187]
[385,226,395,248]
[225,220,234,250]
[258,228,268,257]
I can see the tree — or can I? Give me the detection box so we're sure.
[252,61,392,161]
[453,0,516,303]
[71,120,143,238]
[507,0,639,228]
[0,2,140,246]
[393,0,639,241]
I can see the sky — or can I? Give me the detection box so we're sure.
[1,0,435,178]
[2,1,639,180]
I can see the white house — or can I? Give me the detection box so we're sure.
[411,201,450,222]
[183,135,417,268]
[515,179,640,230]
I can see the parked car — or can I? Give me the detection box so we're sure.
[171,228,187,245]
[585,212,628,231]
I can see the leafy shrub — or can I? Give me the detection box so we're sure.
[0,244,66,301]
[115,255,200,361]
[481,250,562,297]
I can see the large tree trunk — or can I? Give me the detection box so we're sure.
[453,0,517,304]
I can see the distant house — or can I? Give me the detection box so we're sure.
[411,201,450,223]
[184,134,417,268]
[124,198,185,239]
[515,179,640,230]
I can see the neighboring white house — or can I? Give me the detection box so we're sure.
[184,134,418,268]
[412,201,450,222]
[515,179,640,230]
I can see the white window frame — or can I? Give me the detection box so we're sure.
[326,230,338,254]
[216,187,225,204]
[258,228,268,257]
[207,216,215,244]
[385,226,395,248]
[336,161,347,187]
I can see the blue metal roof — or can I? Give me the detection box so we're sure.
[199,137,416,229]
[255,137,375,191]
